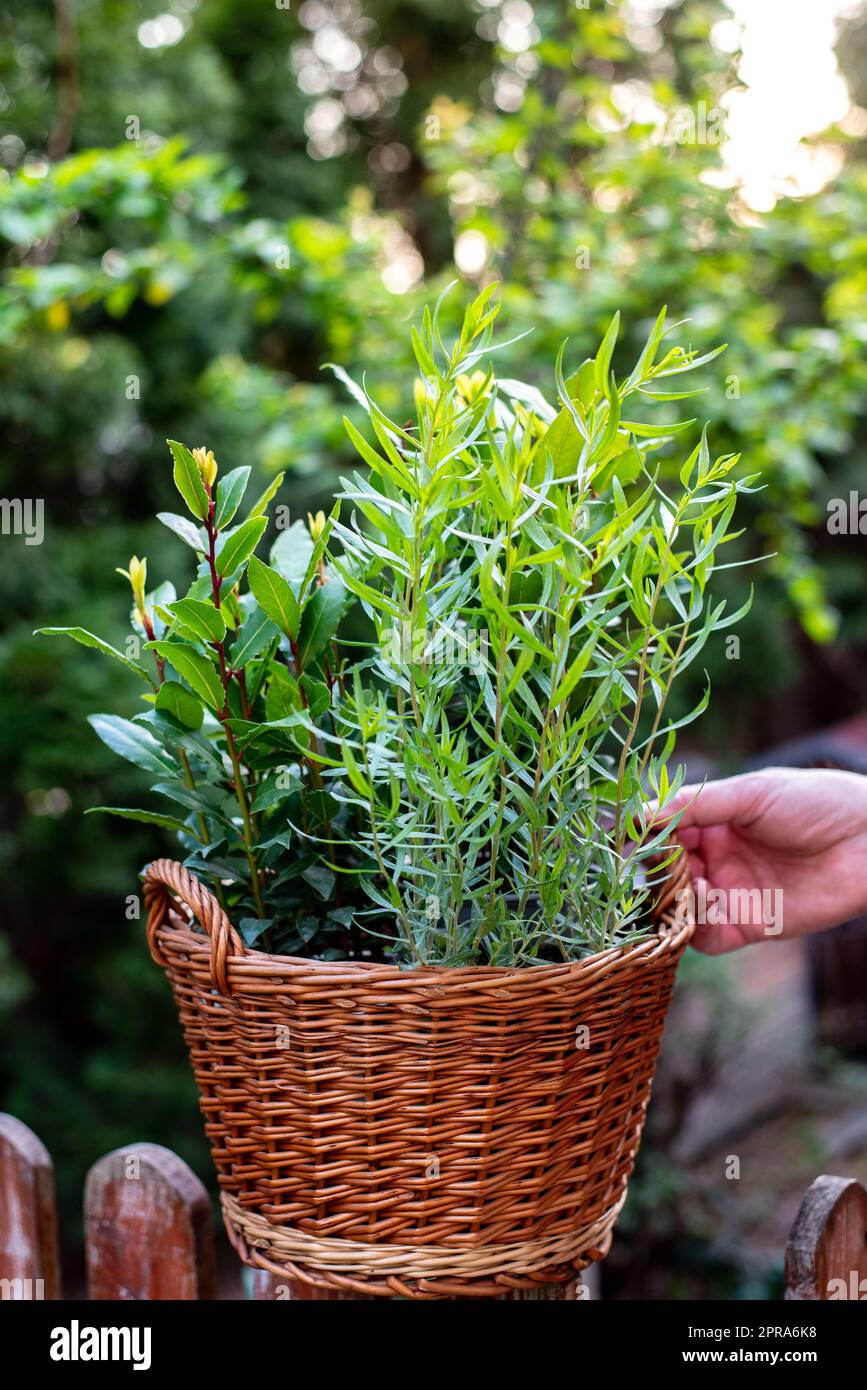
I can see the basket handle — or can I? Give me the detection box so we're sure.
[143,858,245,997]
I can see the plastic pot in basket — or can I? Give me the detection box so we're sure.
[143,853,694,1300]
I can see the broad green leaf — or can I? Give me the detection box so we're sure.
[215,514,267,577]
[270,519,315,588]
[238,917,274,947]
[265,667,301,721]
[88,714,176,776]
[149,641,224,711]
[300,675,330,718]
[595,444,642,491]
[156,512,206,552]
[168,440,209,520]
[155,680,204,730]
[298,580,345,666]
[151,780,235,821]
[166,597,226,643]
[85,806,191,833]
[248,555,301,639]
[541,407,582,477]
[35,627,152,685]
[302,864,335,900]
[214,466,251,530]
[230,609,278,668]
[251,769,299,813]
[570,359,597,408]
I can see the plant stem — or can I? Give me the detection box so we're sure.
[204,493,266,919]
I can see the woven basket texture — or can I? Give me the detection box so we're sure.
[143,853,693,1298]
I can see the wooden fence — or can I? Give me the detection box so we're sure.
[1,1113,864,1301]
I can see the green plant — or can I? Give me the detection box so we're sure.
[328,289,756,962]
[39,445,364,959]
[39,293,754,965]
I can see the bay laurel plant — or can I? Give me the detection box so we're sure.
[39,290,756,965]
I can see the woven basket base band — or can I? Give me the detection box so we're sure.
[222,1190,626,1281]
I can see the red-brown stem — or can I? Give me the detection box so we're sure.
[236,668,252,721]
[204,490,265,918]
[141,611,165,685]
[142,604,213,862]
[289,636,323,790]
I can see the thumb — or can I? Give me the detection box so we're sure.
[648,774,766,834]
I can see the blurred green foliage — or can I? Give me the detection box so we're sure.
[2,0,867,1286]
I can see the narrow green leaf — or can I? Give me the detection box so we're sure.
[627,305,668,386]
[331,558,400,618]
[341,739,371,797]
[344,415,414,493]
[247,470,285,519]
[298,500,341,601]
[550,633,600,706]
[594,311,620,393]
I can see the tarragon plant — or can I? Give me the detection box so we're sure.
[40,291,755,965]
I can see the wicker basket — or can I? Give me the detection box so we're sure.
[142,853,693,1298]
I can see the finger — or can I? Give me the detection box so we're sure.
[650,774,767,833]
[676,827,702,851]
[684,848,705,882]
[690,919,759,955]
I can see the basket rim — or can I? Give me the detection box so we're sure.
[145,848,694,991]
[155,899,694,988]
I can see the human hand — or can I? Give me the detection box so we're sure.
[654,767,867,954]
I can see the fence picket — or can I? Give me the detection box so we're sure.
[785,1174,867,1300]
[2,1109,859,1302]
[0,1113,62,1300]
[85,1142,216,1300]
